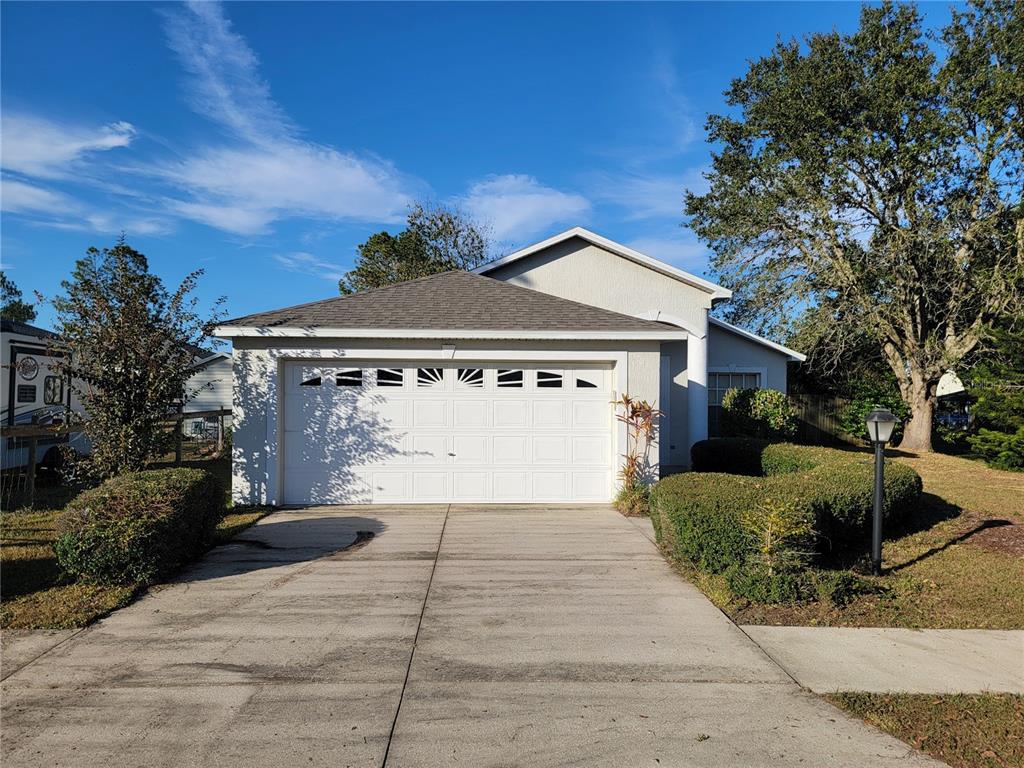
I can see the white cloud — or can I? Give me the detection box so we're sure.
[458,175,590,242]
[589,167,708,221]
[156,1,415,234]
[627,233,712,274]
[1,178,71,214]
[1,114,135,179]
[272,251,348,282]
[1,178,169,236]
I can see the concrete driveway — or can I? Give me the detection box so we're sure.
[2,506,938,767]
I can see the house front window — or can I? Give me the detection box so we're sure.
[708,371,761,437]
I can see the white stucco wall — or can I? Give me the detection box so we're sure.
[228,336,660,506]
[485,237,714,327]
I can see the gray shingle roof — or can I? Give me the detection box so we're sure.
[220,271,670,333]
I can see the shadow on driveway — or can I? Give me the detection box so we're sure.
[177,513,389,583]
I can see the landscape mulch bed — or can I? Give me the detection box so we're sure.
[966,522,1024,558]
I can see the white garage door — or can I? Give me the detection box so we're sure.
[282,362,614,504]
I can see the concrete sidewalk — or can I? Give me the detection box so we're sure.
[743,626,1024,694]
[2,506,942,767]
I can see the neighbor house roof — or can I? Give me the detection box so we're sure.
[215,270,689,340]
[0,319,59,340]
[473,226,733,301]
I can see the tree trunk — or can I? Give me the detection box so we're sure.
[899,389,934,453]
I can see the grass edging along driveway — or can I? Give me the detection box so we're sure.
[0,457,272,630]
[827,693,1024,768]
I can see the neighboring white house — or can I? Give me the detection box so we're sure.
[182,349,233,440]
[217,227,804,506]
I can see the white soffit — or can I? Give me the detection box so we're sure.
[708,317,807,362]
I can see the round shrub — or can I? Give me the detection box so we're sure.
[721,388,798,440]
[55,468,225,586]
[653,442,922,603]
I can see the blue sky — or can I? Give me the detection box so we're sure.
[1,1,957,328]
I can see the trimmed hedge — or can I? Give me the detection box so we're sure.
[55,468,225,586]
[651,440,922,602]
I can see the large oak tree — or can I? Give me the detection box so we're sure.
[685,0,1023,451]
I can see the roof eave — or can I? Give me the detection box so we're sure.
[474,226,732,300]
[213,326,689,341]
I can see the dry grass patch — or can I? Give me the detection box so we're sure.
[828,693,1024,768]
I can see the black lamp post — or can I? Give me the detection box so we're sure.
[865,407,899,575]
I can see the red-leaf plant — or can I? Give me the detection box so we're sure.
[612,394,663,492]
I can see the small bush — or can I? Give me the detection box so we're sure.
[614,483,651,517]
[968,427,1024,471]
[721,388,798,440]
[653,442,922,603]
[55,468,225,586]
[837,385,910,445]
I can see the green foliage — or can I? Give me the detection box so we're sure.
[685,0,1024,453]
[721,388,798,440]
[0,271,37,323]
[837,381,911,444]
[968,427,1024,471]
[966,327,1024,434]
[52,240,222,480]
[653,442,922,603]
[613,483,651,517]
[809,569,873,608]
[339,203,490,294]
[54,468,224,586]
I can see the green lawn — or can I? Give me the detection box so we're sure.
[828,693,1024,768]
[0,457,271,629]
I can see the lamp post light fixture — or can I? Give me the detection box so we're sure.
[865,407,899,576]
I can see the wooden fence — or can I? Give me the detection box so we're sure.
[790,393,856,446]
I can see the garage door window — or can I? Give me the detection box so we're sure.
[457,368,484,388]
[497,369,523,387]
[335,369,363,387]
[376,368,404,387]
[575,371,600,389]
[536,370,563,388]
[417,367,444,388]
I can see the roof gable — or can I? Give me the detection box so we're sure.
[474,227,732,301]
[215,271,687,339]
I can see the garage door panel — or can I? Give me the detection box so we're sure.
[572,435,609,464]
[282,362,614,504]
[453,400,489,428]
[572,400,608,428]
[413,472,447,499]
[493,400,529,428]
[533,435,568,464]
[452,434,488,464]
[453,472,488,500]
[532,400,568,429]
[493,435,528,464]
[412,435,448,464]
[533,472,568,500]
[493,472,528,501]
[413,400,448,427]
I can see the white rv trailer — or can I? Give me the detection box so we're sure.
[1,319,88,471]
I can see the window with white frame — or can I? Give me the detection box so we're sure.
[708,371,761,436]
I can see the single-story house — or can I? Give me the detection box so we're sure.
[215,227,804,506]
